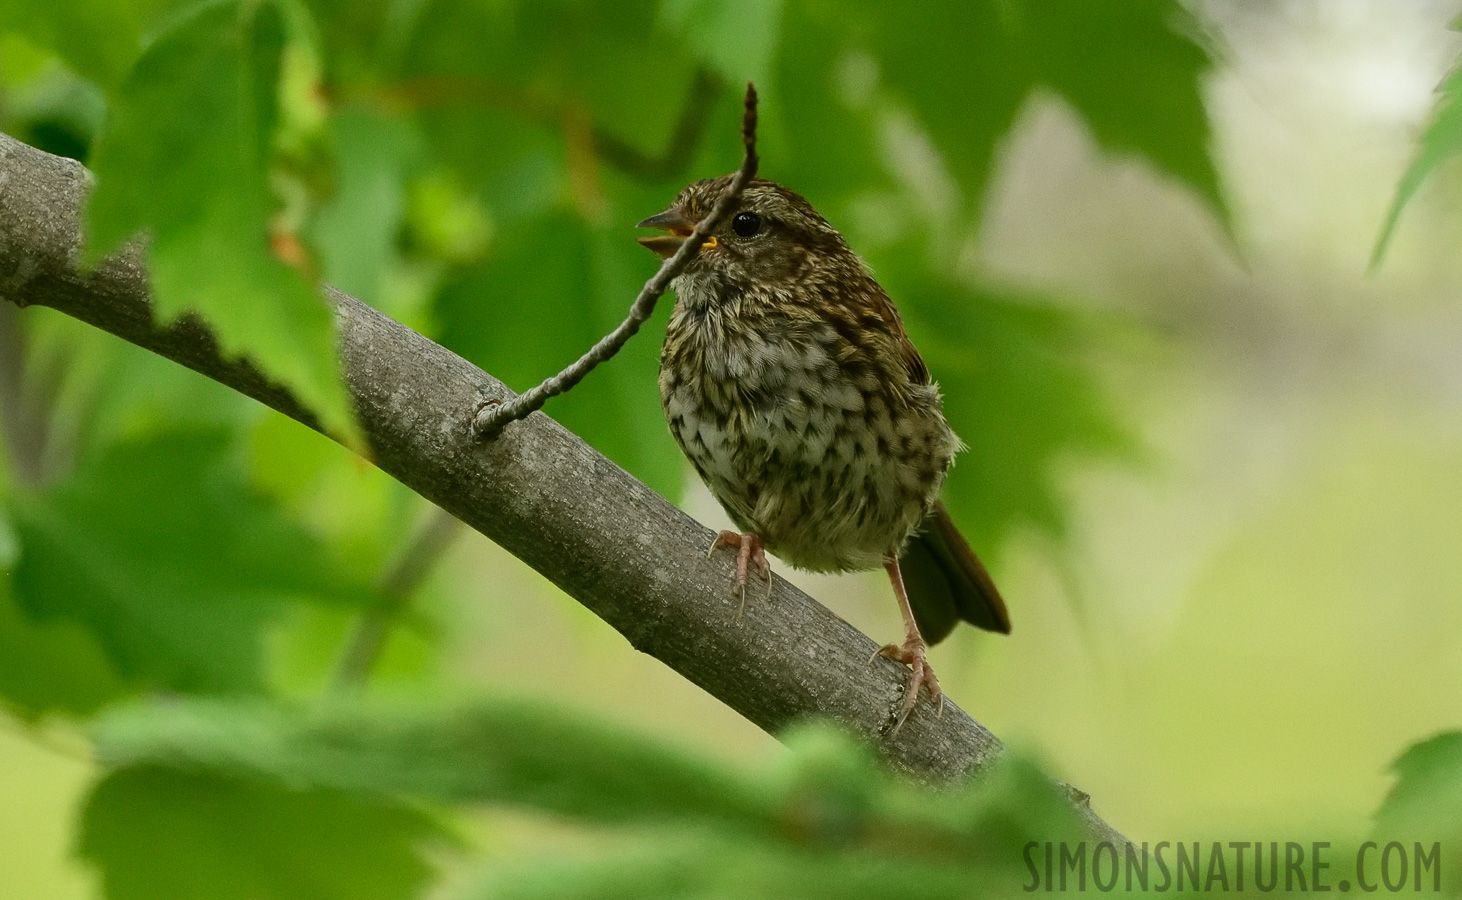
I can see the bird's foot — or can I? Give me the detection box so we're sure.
[707,530,772,618]
[873,636,943,734]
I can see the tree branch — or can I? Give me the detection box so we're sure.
[0,129,1125,843]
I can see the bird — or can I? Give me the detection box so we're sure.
[636,175,1010,728]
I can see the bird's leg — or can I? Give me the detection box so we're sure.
[708,530,772,618]
[875,554,943,732]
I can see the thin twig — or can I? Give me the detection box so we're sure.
[330,506,463,691]
[473,82,760,440]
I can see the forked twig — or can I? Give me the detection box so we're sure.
[473,82,760,440]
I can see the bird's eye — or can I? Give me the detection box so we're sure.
[731,211,762,237]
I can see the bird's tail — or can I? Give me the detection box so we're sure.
[899,500,1011,644]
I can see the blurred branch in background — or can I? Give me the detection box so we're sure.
[597,66,724,181]
[0,301,57,485]
[0,130,1124,842]
[331,505,462,691]
[375,66,725,182]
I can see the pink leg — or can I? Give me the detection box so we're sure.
[708,530,772,618]
[874,555,943,733]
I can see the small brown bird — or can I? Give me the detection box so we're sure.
[637,176,1010,726]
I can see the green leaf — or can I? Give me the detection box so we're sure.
[0,508,15,566]
[90,701,1094,899]
[402,0,698,164]
[463,834,989,900]
[1371,733,1462,892]
[308,106,424,312]
[9,428,369,695]
[1374,48,1462,267]
[93,697,772,829]
[900,282,1132,558]
[290,0,398,83]
[847,0,1223,221]
[92,699,1087,866]
[1018,0,1226,219]
[459,724,1086,899]
[858,0,1028,212]
[0,571,132,718]
[79,765,442,900]
[1375,732,1462,840]
[0,43,108,163]
[405,169,494,267]
[85,0,355,439]
[0,0,181,87]
[661,0,784,91]
[773,1,890,215]
[35,311,261,463]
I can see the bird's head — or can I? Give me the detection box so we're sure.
[636,177,856,296]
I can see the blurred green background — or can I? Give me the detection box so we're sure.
[2,0,1462,897]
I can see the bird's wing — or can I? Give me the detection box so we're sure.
[857,279,931,386]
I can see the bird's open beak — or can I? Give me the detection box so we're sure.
[636,207,717,259]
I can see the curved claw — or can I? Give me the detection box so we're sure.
[877,638,943,736]
[707,531,772,618]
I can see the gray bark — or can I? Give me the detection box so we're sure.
[0,131,1124,842]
